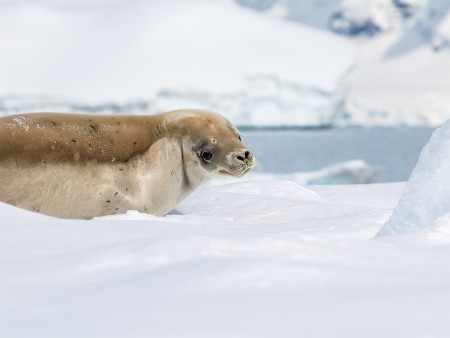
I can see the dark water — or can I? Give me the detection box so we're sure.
[241,127,434,183]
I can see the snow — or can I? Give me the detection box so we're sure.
[330,0,450,127]
[0,0,354,102]
[435,9,450,49]
[0,122,447,336]
[343,42,450,126]
[338,0,450,127]
[378,119,450,236]
[2,177,450,337]
[329,0,403,36]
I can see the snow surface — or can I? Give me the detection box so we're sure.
[0,0,354,121]
[2,178,450,338]
[378,119,450,236]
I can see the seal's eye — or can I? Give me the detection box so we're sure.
[238,135,242,141]
[201,151,213,162]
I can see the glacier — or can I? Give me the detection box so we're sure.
[0,75,341,128]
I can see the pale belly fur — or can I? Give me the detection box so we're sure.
[0,138,190,219]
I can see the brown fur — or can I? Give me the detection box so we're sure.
[0,113,163,166]
[0,110,254,218]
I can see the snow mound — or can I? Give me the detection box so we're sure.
[377,119,450,236]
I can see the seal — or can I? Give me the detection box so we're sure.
[0,109,255,219]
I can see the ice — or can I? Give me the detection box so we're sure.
[154,75,336,128]
[293,159,378,184]
[378,119,450,236]
[0,76,337,128]
[427,213,450,244]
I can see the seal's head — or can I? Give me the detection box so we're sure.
[166,110,255,180]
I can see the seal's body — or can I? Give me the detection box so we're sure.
[0,110,254,219]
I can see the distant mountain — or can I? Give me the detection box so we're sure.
[0,0,355,128]
[236,0,450,48]
[1,0,449,127]
[236,0,450,127]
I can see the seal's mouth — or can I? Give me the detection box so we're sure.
[219,169,232,176]
[219,164,254,177]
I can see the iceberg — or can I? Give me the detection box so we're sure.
[377,119,450,236]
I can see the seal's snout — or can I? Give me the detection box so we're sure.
[235,150,253,163]
[233,149,254,165]
[230,149,255,177]
[218,148,255,177]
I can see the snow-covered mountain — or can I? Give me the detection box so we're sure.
[238,0,450,42]
[339,0,450,126]
[0,0,449,127]
[0,0,356,127]
[237,0,450,126]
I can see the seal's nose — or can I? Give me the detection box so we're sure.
[235,150,253,163]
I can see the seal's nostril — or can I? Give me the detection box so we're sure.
[236,155,244,162]
[244,151,250,159]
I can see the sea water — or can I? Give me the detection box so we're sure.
[241,127,434,183]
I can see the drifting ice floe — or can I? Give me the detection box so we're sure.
[208,159,378,187]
